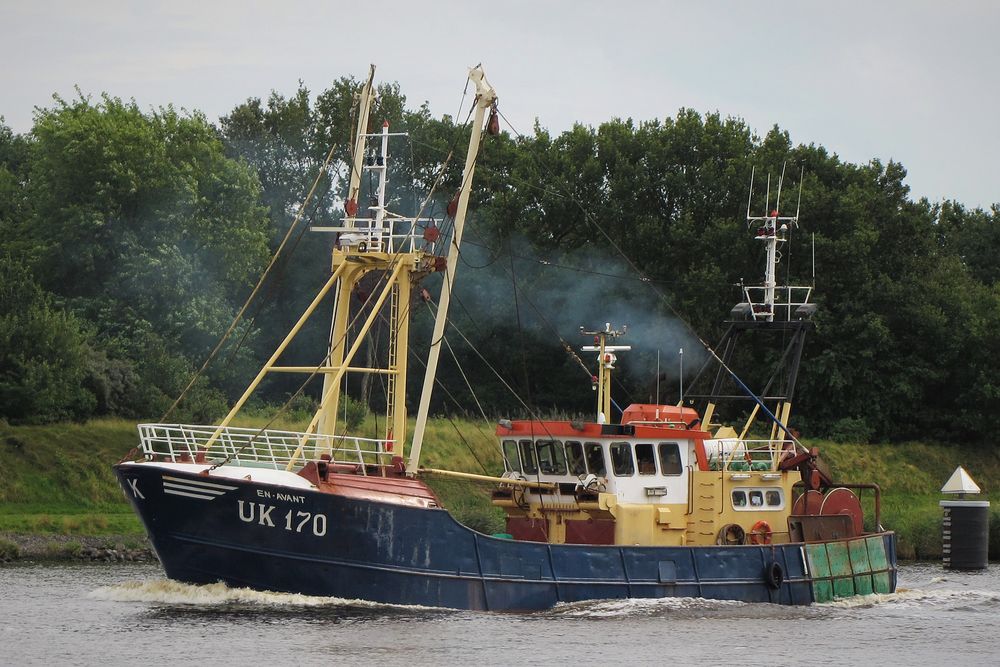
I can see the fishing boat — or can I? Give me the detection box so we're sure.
[115,66,897,610]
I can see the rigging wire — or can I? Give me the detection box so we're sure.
[506,235,549,514]
[408,135,569,201]
[159,142,340,422]
[221,175,337,372]
[368,297,497,473]
[442,330,490,424]
[424,296,555,426]
[494,108,806,450]
[210,85,482,469]
[460,226,640,407]
[468,236,592,381]
[460,237,682,287]
[208,258,402,470]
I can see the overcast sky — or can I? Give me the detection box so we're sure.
[2,0,997,208]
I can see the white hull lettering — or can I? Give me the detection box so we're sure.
[283,509,327,537]
[127,478,145,500]
[241,501,326,536]
[238,500,255,523]
[258,504,275,527]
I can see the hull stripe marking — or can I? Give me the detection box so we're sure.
[163,481,227,496]
[163,489,217,501]
[162,475,238,491]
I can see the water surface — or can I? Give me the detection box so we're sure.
[1,562,997,666]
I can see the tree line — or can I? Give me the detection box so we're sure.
[1,77,998,445]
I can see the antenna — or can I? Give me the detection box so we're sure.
[775,162,787,214]
[765,174,771,213]
[655,349,661,405]
[746,165,755,220]
[679,348,684,404]
[811,232,816,287]
[794,165,804,221]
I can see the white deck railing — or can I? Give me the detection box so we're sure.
[741,285,813,321]
[705,438,793,472]
[137,423,394,472]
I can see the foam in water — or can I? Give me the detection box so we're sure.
[90,576,1000,618]
[551,585,1000,618]
[89,579,440,611]
[822,587,1000,610]
[550,596,748,618]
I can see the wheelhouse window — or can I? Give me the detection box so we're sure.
[765,490,783,507]
[635,443,656,475]
[565,441,586,476]
[519,439,538,475]
[584,442,607,476]
[535,440,567,475]
[749,490,764,507]
[658,442,683,476]
[610,442,634,476]
[732,490,747,507]
[502,440,521,473]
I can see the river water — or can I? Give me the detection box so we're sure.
[1,561,997,666]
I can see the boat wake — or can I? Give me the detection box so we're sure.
[823,586,1000,611]
[546,584,1000,619]
[548,596,750,618]
[89,579,441,612]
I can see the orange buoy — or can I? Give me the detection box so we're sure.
[749,520,772,545]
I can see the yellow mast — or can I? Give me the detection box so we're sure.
[317,64,376,437]
[580,324,630,423]
[407,66,497,474]
[206,65,498,471]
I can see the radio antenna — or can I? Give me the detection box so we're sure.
[655,349,661,405]
[794,165,804,221]
[812,233,816,287]
[775,162,787,213]
[679,348,684,404]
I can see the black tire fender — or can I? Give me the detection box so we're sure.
[765,560,784,590]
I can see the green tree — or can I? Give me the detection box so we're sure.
[18,94,271,413]
[0,256,95,423]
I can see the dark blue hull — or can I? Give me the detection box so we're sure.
[115,464,897,611]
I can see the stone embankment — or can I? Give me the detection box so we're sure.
[0,532,156,563]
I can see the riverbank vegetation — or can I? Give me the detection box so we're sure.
[1,418,996,560]
[2,74,999,562]
[2,79,1000,445]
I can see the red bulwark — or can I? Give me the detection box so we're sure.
[565,519,615,545]
[297,462,440,508]
[506,517,549,542]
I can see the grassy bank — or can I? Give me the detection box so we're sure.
[817,439,1000,559]
[0,414,506,537]
[1,417,996,558]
